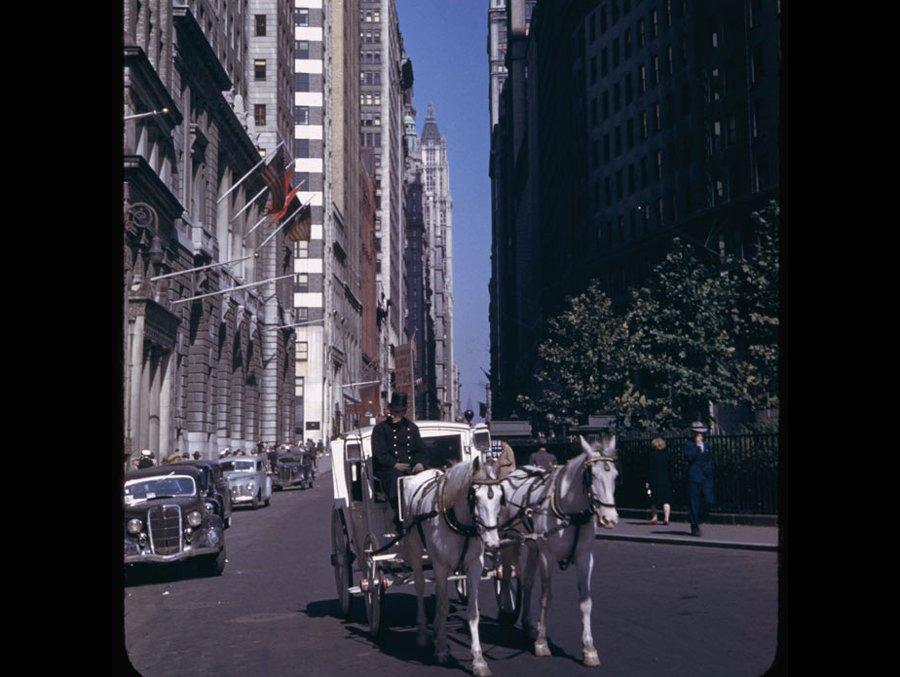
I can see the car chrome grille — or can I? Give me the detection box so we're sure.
[234,484,253,497]
[148,505,182,555]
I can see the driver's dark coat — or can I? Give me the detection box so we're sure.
[371,417,426,500]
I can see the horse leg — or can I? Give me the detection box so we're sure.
[533,549,552,657]
[467,553,491,677]
[433,560,451,664]
[576,527,600,667]
[520,543,540,641]
[409,532,428,648]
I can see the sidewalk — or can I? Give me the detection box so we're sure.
[595,519,779,551]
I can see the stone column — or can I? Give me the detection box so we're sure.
[148,348,162,458]
[159,352,174,457]
[129,315,145,456]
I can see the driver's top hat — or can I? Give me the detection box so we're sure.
[388,392,408,413]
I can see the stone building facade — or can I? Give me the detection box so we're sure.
[123,0,296,464]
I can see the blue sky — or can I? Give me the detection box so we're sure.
[397,0,492,418]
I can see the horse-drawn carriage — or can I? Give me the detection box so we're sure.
[329,421,522,638]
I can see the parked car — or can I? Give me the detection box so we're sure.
[123,465,226,575]
[272,451,315,490]
[221,455,272,509]
[168,459,233,528]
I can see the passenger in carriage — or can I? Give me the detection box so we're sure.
[372,392,429,533]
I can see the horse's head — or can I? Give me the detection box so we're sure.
[580,435,619,528]
[468,456,504,552]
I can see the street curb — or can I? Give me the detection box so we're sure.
[616,508,777,527]
[595,532,777,552]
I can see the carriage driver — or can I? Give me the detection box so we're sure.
[372,392,428,534]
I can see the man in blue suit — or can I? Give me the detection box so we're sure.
[683,421,715,537]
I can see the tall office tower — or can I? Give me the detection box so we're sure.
[322,0,364,437]
[488,0,781,420]
[420,104,456,422]
[123,0,297,462]
[247,0,296,445]
[292,0,326,441]
[359,0,406,405]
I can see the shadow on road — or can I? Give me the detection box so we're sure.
[302,592,582,669]
[124,562,217,588]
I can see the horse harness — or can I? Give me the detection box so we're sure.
[502,456,617,570]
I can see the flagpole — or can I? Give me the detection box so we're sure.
[150,254,254,282]
[172,274,293,305]
[243,177,307,241]
[262,318,325,331]
[217,140,284,205]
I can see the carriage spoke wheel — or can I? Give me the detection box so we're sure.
[331,510,353,618]
[455,576,468,606]
[494,567,523,626]
[363,535,385,638]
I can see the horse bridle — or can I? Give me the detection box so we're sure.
[582,456,618,510]
[467,480,505,532]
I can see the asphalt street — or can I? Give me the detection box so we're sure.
[123,461,778,676]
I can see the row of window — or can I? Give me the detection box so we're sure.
[361,51,381,65]
[360,9,381,23]
[361,30,381,44]
[360,93,382,106]
[589,1,679,44]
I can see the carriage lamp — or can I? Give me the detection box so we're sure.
[205,502,215,513]
[127,518,143,534]
[187,511,202,527]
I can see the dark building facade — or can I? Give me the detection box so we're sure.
[489,0,781,418]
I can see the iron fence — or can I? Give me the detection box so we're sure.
[614,434,779,515]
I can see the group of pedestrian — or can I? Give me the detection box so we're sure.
[644,421,715,537]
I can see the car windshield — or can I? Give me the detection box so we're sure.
[473,431,491,452]
[222,460,255,472]
[124,475,196,505]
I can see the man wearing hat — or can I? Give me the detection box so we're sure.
[372,392,427,533]
[683,421,715,537]
[137,449,155,469]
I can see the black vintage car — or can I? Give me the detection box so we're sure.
[168,459,233,528]
[272,450,315,490]
[123,465,226,575]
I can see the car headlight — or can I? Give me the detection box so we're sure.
[127,518,142,534]
[205,502,215,512]
[187,511,202,527]
[247,480,255,490]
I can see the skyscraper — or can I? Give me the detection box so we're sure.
[421,104,456,421]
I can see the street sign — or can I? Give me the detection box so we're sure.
[395,342,416,420]
[489,420,533,437]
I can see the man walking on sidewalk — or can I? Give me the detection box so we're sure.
[684,421,715,537]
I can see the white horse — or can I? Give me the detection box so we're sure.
[500,435,619,666]
[400,457,503,677]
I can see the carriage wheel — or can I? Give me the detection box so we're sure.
[494,568,523,626]
[363,535,385,638]
[331,510,353,618]
[455,577,468,606]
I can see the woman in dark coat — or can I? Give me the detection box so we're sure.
[646,437,672,525]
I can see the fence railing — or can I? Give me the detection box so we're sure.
[614,434,779,515]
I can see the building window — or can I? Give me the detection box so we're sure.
[296,106,310,125]
[616,170,623,199]
[591,98,598,126]
[625,74,633,104]
[294,240,309,258]
[653,55,660,84]
[591,140,599,169]
[297,342,309,361]
[667,45,674,74]
[295,139,310,158]
[666,0,672,27]
[603,134,611,162]
[589,12,596,42]
[297,40,310,59]
[624,29,632,58]
[640,156,648,187]
[591,56,597,85]
[639,65,646,93]
[254,104,266,127]
[614,82,621,112]
[656,151,662,181]
[657,197,664,224]
[295,73,310,91]
[727,115,737,145]
[752,101,762,138]
[751,46,763,84]
[654,103,661,131]
[613,38,620,68]
[601,48,608,76]
[600,5,608,33]
[295,375,304,398]
[605,177,612,206]
[295,273,309,291]
[254,59,266,80]
[255,14,266,37]
[602,90,609,119]
[637,19,645,47]
[628,164,635,195]
[614,126,622,156]
[627,118,634,148]
[652,9,659,37]
[297,9,309,26]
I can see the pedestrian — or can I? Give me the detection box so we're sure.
[163,451,182,465]
[528,445,557,471]
[496,440,517,479]
[130,458,140,470]
[192,451,201,460]
[181,451,189,459]
[371,393,428,534]
[684,421,715,537]
[137,449,155,469]
[646,437,672,526]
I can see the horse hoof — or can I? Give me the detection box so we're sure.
[583,649,601,667]
[534,641,551,657]
[435,651,450,665]
[473,661,492,677]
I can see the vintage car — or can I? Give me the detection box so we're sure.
[123,465,226,575]
[221,455,272,509]
[168,459,233,528]
[272,450,315,491]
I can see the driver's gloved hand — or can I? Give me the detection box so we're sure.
[394,462,411,472]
